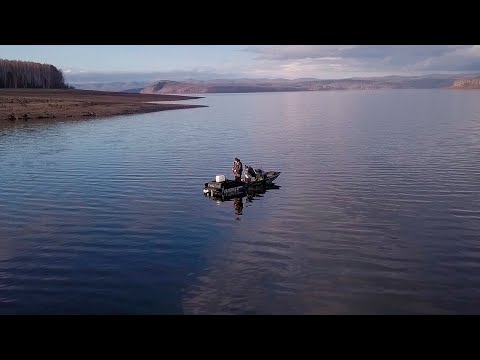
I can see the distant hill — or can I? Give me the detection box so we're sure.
[451,78,480,89]
[71,81,150,92]
[69,74,480,95]
[121,88,144,93]
[0,59,68,89]
[140,80,305,94]
[139,74,480,94]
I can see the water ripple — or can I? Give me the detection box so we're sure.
[1,90,480,314]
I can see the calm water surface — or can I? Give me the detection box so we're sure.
[1,90,480,314]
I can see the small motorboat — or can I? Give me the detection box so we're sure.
[203,165,281,198]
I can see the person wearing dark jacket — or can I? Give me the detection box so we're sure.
[232,158,243,181]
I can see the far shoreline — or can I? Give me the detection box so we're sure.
[0,89,206,123]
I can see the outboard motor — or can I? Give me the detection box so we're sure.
[244,165,256,183]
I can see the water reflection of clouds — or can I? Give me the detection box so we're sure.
[2,91,480,314]
[181,91,464,314]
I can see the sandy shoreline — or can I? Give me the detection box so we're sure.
[0,89,206,123]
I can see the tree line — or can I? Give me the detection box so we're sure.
[0,59,69,89]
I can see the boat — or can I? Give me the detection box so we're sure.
[203,165,281,199]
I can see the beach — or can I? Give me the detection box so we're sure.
[0,89,205,122]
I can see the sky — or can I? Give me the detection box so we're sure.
[1,45,479,83]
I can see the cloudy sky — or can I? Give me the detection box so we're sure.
[1,45,479,82]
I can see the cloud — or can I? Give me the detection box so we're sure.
[66,46,480,84]
[244,45,468,62]
[243,45,480,75]
[408,45,480,71]
[244,45,351,60]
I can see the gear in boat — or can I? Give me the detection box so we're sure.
[203,164,281,199]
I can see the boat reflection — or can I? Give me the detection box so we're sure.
[204,183,281,220]
[233,197,243,217]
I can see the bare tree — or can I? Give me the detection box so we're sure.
[0,59,67,89]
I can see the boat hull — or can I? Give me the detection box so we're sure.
[204,171,281,199]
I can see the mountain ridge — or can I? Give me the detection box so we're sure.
[71,73,480,94]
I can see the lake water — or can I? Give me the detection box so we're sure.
[1,90,480,314]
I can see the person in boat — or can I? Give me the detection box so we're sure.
[232,158,243,181]
[246,166,256,178]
